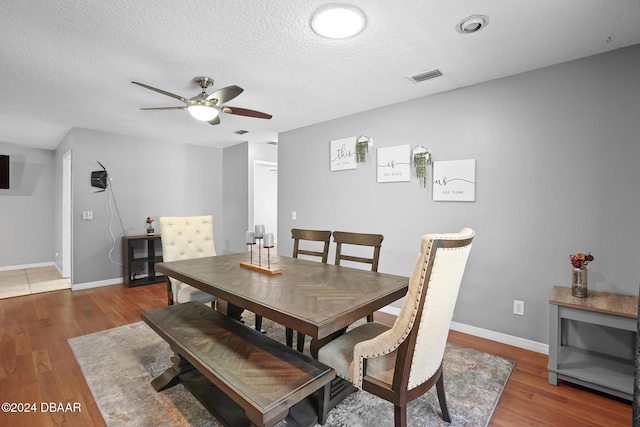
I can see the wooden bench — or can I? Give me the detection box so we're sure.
[141,301,335,427]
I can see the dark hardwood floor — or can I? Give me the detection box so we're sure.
[0,284,632,426]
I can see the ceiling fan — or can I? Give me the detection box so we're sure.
[131,76,272,125]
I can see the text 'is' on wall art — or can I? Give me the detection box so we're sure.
[330,136,357,171]
[356,135,373,163]
[412,145,432,188]
[377,144,411,183]
[432,159,476,202]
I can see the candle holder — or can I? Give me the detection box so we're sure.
[263,233,274,269]
[240,227,282,275]
[245,231,256,264]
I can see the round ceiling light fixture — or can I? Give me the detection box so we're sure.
[456,15,489,34]
[311,4,367,39]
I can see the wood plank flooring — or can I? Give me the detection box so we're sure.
[0,283,632,426]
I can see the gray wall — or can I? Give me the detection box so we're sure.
[222,142,249,254]
[54,128,224,285]
[6,128,269,285]
[0,142,55,267]
[277,45,640,344]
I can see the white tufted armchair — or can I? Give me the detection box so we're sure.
[159,216,217,305]
[317,228,474,427]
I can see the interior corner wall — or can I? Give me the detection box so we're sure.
[222,142,249,254]
[57,128,223,286]
[277,45,640,344]
[0,142,55,268]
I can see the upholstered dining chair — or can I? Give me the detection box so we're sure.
[256,228,332,351]
[159,216,217,306]
[333,231,384,322]
[317,228,474,427]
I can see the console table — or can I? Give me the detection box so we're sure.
[548,286,637,400]
[122,235,164,287]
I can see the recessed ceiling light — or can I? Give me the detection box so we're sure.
[311,4,366,39]
[456,15,489,34]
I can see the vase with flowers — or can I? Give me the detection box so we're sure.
[146,216,155,235]
[569,252,594,298]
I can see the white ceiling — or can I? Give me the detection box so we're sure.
[1,1,639,150]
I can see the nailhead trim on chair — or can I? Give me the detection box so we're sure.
[352,229,474,388]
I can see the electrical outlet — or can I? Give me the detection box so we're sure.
[292,211,297,220]
[513,300,525,316]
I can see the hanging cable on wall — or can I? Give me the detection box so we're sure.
[92,161,127,265]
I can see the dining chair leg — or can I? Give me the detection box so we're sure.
[255,314,264,333]
[393,403,407,427]
[366,314,374,322]
[285,327,294,348]
[436,371,451,422]
[296,332,306,352]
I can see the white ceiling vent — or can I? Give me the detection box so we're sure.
[408,69,443,83]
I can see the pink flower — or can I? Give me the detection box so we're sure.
[569,252,594,268]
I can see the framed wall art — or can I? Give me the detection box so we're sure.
[377,144,411,183]
[432,159,476,201]
[330,136,357,171]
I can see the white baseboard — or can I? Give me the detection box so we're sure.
[379,306,549,355]
[450,321,549,354]
[0,261,55,272]
[72,277,123,291]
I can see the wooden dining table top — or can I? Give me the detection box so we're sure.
[155,252,409,340]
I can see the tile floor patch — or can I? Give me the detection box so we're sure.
[0,267,70,299]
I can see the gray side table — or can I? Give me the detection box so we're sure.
[548,286,637,400]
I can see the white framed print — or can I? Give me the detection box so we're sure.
[432,159,476,201]
[376,145,411,183]
[330,136,357,171]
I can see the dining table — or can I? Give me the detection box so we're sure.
[153,251,409,425]
[155,251,409,350]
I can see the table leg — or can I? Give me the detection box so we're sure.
[548,304,560,385]
[151,354,195,391]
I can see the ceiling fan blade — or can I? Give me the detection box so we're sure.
[206,85,243,104]
[222,106,272,119]
[132,81,187,103]
[140,106,186,110]
[208,116,221,126]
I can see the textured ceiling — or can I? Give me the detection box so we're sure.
[1,1,639,150]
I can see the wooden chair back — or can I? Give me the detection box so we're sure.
[333,231,384,271]
[291,229,332,263]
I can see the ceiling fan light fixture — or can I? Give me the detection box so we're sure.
[311,4,366,39]
[187,104,219,121]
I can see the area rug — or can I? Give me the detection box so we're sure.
[68,315,514,427]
